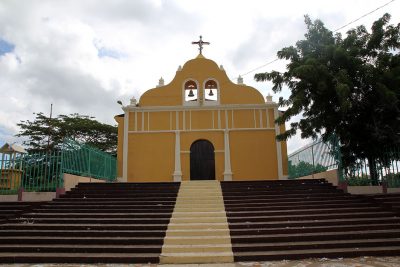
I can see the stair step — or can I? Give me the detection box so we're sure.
[160,252,233,264]
[233,246,400,261]
[233,238,400,252]
[0,252,160,263]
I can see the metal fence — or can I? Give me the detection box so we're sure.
[288,136,340,179]
[288,137,400,187]
[0,139,116,194]
[61,139,116,181]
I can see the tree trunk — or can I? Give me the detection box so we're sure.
[368,156,379,185]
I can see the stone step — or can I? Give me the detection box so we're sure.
[0,223,169,231]
[0,244,162,253]
[160,252,233,264]
[0,230,167,237]
[164,236,232,245]
[226,207,384,216]
[170,216,227,224]
[167,223,229,230]
[227,211,396,222]
[0,236,165,245]
[231,229,400,243]
[165,229,230,236]
[233,246,400,261]
[172,212,227,218]
[21,213,173,218]
[162,244,232,253]
[0,252,160,263]
[8,217,171,225]
[233,238,400,252]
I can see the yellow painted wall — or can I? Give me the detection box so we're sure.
[128,133,175,182]
[230,130,279,180]
[180,131,224,181]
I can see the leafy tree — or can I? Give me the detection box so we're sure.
[255,14,400,184]
[16,113,118,155]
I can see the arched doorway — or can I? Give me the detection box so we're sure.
[190,140,215,180]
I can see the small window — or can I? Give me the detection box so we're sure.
[204,80,218,102]
[184,80,198,102]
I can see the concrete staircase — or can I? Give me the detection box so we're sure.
[160,180,234,264]
[0,182,180,264]
[221,179,400,261]
[369,193,400,212]
[1,179,400,264]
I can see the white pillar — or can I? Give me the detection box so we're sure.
[274,108,284,180]
[122,109,129,182]
[173,131,182,181]
[223,129,233,181]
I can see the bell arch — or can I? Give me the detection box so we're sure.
[203,78,219,105]
[183,79,199,106]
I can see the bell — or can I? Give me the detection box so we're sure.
[188,89,194,97]
[208,89,214,96]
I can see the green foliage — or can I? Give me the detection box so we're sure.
[385,173,400,188]
[256,14,400,180]
[16,113,118,155]
[288,160,328,179]
[346,176,372,186]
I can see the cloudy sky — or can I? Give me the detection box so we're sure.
[0,0,398,153]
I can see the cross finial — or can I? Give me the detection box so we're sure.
[191,35,210,55]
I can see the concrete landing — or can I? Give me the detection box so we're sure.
[160,180,234,264]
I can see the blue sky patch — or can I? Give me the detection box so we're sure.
[0,38,15,56]
[97,46,124,59]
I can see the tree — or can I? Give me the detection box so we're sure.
[255,14,400,184]
[16,113,118,155]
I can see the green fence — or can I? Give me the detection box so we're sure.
[0,139,116,194]
[288,137,400,187]
[61,139,116,181]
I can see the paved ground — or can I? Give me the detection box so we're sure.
[2,257,400,267]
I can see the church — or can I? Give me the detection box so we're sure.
[115,37,288,182]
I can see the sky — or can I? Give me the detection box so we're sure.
[0,0,399,153]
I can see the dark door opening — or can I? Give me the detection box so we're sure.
[190,140,215,180]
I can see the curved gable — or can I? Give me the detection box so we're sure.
[139,55,264,107]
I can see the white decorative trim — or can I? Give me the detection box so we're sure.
[259,109,263,128]
[126,103,278,112]
[172,131,182,181]
[223,129,233,181]
[122,110,129,182]
[266,108,270,128]
[274,107,283,180]
[127,127,276,134]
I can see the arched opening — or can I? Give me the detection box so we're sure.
[190,140,215,180]
[184,80,198,103]
[204,79,218,103]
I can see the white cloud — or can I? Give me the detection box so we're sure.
[0,0,398,150]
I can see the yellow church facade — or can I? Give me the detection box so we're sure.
[115,53,288,182]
